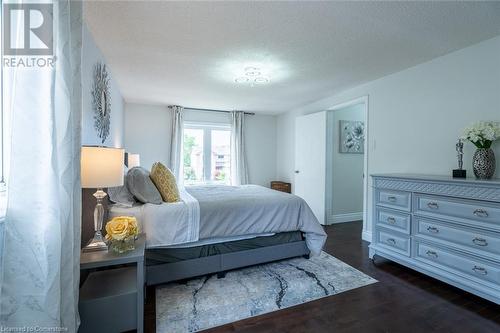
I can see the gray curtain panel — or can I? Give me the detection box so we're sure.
[230,111,249,185]
[169,105,184,183]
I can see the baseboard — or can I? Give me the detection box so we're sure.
[362,230,372,243]
[328,212,363,224]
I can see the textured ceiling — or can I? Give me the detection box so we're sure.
[84,1,500,114]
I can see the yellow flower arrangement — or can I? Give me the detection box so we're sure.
[105,216,139,241]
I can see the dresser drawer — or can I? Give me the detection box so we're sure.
[414,217,500,261]
[376,208,411,234]
[376,229,410,256]
[414,194,500,231]
[376,190,411,212]
[415,241,500,287]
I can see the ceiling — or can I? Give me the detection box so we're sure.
[84,1,500,115]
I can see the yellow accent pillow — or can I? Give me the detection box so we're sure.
[150,162,180,203]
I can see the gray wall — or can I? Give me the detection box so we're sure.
[276,35,500,240]
[327,104,364,221]
[81,24,124,246]
[124,103,277,187]
[82,24,124,148]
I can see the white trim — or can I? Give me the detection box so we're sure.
[328,212,363,224]
[184,121,231,130]
[362,230,373,243]
[327,95,370,240]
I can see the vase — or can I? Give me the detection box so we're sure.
[472,148,496,179]
[109,236,136,254]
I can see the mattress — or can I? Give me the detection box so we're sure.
[146,231,304,265]
[109,184,327,256]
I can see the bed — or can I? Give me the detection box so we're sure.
[109,184,327,286]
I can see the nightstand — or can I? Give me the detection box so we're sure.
[79,234,146,333]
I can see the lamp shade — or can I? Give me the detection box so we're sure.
[127,154,141,168]
[81,146,125,188]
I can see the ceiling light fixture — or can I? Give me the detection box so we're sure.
[234,66,270,85]
[234,77,249,83]
[253,77,269,84]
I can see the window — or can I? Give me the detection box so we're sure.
[183,122,231,185]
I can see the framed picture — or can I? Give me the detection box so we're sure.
[339,120,364,154]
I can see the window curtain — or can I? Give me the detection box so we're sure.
[169,105,184,183]
[0,1,83,331]
[230,111,249,185]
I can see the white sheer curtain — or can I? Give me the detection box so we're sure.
[0,1,82,331]
[169,105,184,183]
[230,111,249,185]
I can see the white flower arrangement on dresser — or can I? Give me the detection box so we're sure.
[462,121,500,179]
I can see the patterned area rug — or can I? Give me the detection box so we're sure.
[156,252,377,332]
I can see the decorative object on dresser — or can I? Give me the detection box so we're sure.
[81,146,125,252]
[462,121,500,179]
[79,234,146,333]
[339,120,364,153]
[452,139,466,178]
[271,181,292,193]
[370,174,500,304]
[105,216,139,254]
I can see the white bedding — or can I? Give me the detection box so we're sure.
[109,185,327,256]
[109,187,200,248]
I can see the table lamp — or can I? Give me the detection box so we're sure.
[127,153,141,168]
[81,146,125,252]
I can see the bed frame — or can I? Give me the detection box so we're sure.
[146,239,309,286]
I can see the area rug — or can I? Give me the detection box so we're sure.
[156,252,377,332]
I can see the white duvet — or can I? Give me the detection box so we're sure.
[109,185,327,256]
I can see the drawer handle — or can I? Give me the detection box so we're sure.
[426,226,439,233]
[387,196,397,202]
[472,237,488,247]
[473,209,489,218]
[427,202,439,209]
[426,250,438,258]
[386,238,396,245]
[472,266,488,275]
[387,217,396,224]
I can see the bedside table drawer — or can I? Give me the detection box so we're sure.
[376,208,411,234]
[79,267,137,333]
[376,229,410,256]
[376,190,411,212]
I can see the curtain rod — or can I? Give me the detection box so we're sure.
[182,107,255,116]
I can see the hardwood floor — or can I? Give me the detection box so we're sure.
[145,222,500,332]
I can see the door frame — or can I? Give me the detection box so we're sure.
[327,95,370,241]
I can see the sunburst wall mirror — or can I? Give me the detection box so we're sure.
[92,62,111,144]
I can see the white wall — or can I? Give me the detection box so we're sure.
[327,104,364,221]
[82,24,124,148]
[124,104,277,186]
[124,104,172,170]
[277,35,500,240]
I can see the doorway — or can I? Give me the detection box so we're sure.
[325,97,369,232]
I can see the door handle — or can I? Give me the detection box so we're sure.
[294,170,300,174]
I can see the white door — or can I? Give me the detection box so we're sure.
[295,111,326,225]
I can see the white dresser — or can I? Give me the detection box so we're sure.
[370,174,500,304]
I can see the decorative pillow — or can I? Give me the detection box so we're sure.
[108,166,136,207]
[126,167,163,204]
[150,162,180,203]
